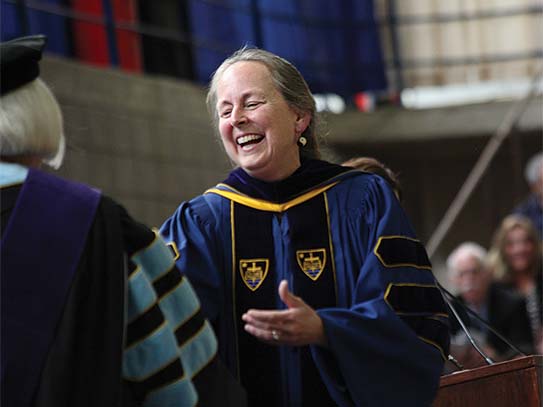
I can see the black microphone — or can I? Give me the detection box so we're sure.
[436,280,494,368]
[437,282,526,358]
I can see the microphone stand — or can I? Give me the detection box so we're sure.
[436,283,495,367]
[438,282,526,358]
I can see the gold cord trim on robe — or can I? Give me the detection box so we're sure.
[205,182,339,212]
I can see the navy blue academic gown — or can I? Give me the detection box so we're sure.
[161,159,449,406]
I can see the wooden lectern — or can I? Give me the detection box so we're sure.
[434,355,542,407]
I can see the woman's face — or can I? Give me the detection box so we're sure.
[503,226,536,273]
[215,61,309,182]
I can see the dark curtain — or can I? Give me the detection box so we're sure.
[188,0,387,96]
[137,0,194,79]
[0,0,72,56]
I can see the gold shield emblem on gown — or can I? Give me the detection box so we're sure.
[296,249,326,281]
[240,259,269,291]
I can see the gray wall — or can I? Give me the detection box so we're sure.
[42,55,231,228]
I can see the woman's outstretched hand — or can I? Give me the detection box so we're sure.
[242,280,328,347]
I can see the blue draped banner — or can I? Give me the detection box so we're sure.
[189,0,387,97]
[1,0,387,96]
[1,0,71,56]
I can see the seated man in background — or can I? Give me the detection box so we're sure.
[446,242,534,368]
[0,35,244,407]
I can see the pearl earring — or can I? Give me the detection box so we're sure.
[298,136,307,147]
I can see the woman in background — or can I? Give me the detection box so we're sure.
[488,214,542,354]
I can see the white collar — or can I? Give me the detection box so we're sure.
[0,162,29,187]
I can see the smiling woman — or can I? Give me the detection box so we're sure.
[213,60,306,182]
[161,47,450,407]
[206,46,320,164]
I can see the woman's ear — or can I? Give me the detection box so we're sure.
[295,112,311,134]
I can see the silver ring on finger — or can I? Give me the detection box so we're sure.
[271,329,280,341]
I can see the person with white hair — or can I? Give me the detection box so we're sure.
[446,242,534,368]
[0,35,243,407]
[161,46,449,406]
[512,151,543,237]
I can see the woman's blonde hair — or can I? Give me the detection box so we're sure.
[206,46,321,160]
[0,78,65,168]
[488,214,542,282]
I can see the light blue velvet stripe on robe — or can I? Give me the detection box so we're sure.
[123,323,180,379]
[179,320,217,378]
[126,267,157,323]
[131,235,175,281]
[144,378,198,407]
[160,279,201,329]
[124,236,217,405]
